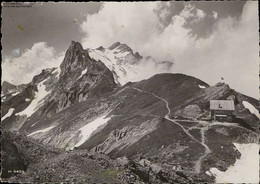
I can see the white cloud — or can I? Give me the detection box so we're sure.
[80,1,258,98]
[2,42,64,85]
[11,48,20,57]
[212,11,218,19]
[80,2,161,49]
[179,3,206,23]
[196,9,206,20]
[155,1,172,28]
[183,1,259,99]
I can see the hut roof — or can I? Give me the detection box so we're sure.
[210,100,235,111]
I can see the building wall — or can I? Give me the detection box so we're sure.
[211,110,234,122]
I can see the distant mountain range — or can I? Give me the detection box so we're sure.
[1,41,259,183]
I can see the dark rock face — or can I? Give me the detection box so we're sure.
[96,46,105,51]
[1,133,27,179]
[1,81,28,105]
[60,41,86,78]
[32,68,57,85]
[134,52,142,59]
[109,41,142,57]
[158,61,174,68]
[2,81,18,94]
[108,42,122,50]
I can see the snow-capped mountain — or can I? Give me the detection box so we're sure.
[1,41,259,183]
[88,41,174,86]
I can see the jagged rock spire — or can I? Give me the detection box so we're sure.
[59,41,88,78]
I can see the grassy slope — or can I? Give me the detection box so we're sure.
[134,73,209,114]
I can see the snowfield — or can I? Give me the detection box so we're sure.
[242,101,260,119]
[16,79,51,117]
[2,108,15,121]
[74,114,111,148]
[88,45,172,87]
[89,49,137,85]
[27,125,56,137]
[209,143,259,183]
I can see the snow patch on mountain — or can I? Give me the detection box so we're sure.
[74,114,111,148]
[2,96,6,102]
[51,67,61,78]
[209,143,259,183]
[16,79,51,117]
[2,108,15,121]
[11,91,20,96]
[27,125,56,137]
[242,101,260,119]
[198,85,206,89]
[25,98,31,102]
[78,67,88,79]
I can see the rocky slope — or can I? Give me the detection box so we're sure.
[2,132,194,183]
[1,41,259,183]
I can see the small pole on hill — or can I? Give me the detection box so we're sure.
[221,77,224,83]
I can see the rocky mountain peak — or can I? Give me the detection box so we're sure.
[108,41,133,54]
[59,41,90,78]
[214,82,230,89]
[133,52,142,59]
[108,41,121,50]
[70,40,84,52]
[2,81,17,94]
[2,81,27,96]
[96,46,105,51]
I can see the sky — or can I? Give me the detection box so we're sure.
[1,1,259,98]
